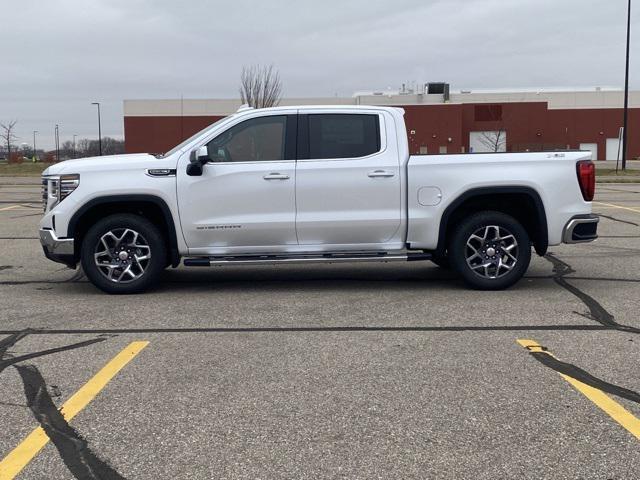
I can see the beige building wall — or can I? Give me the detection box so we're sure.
[124,88,640,117]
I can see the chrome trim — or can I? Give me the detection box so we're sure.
[41,176,59,213]
[562,216,599,244]
[295,112,388,161]
[39,228,75,255]
[41,177,48,211]
[187,254,409,267]
[41,174,80,212]
[204,160,296,166]
[368,170,395,178]
[263,173,290,180]
[145,168,176,177]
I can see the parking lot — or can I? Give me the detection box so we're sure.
[0,178,639,479]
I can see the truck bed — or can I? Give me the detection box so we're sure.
[405,151,592,250]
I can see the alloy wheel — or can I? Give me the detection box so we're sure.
[465,225,519,279]
[94,228,151,283]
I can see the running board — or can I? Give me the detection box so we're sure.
[184,252,431,267]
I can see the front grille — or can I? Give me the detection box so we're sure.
[41,177,48,211]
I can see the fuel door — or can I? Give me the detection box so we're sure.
[418,186,443,206]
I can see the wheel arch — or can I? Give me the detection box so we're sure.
[436,186,548,256]
[68,195,180,267]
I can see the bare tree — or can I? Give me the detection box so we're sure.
[239,64,282,108]
[74,137,124,157]
[474,104,507,152]
[101,137,125,155]
[478,129,507,152]
[0,120,18,160]
[77,138,91,155]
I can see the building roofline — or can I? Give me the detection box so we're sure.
[124,89,640,117]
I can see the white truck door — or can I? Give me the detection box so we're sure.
[176,113,298,254]
[295,111,402,247]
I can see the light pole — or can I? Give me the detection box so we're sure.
[73,134,77,158]
[32,131,38,161]
[91,102,102,156]
[621,0,632,171]
[54,124,60,163]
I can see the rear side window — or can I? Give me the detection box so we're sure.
[308,114,380,159]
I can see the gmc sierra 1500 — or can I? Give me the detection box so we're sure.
[39,105,598,293]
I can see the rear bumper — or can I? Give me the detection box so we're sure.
[562,214,599,244]
[39,228,76,268]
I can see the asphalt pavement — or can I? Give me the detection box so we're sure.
[0,178,639,479]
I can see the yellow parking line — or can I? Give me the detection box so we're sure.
[517,339,640,441]
[0,341,149,479]
[594,201,640,214]
[0,205,20,212]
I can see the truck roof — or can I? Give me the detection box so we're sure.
[235,104,405,115]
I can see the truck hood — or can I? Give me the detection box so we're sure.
[42,153,157,176]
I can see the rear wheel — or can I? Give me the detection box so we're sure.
[449,211,531,290]
[81,214,166,294]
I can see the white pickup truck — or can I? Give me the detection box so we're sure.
[39,105,598,294]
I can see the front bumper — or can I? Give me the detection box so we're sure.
[39,228,76,268]
[562,214,599,244]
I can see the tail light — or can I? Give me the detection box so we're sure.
[576,160,595,201]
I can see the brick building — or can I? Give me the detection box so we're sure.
[123,86,640,161]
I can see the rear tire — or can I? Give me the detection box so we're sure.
[449,211,531,290]
[81,214,166,294]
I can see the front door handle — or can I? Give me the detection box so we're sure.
[368,170,395,178]
[263,173,290,180]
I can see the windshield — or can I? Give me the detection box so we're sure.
[156,117,230,158]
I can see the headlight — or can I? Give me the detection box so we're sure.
[42,174,80,212]
[58,174,80,201]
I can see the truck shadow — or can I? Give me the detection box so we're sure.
[134,263,568,296]
[1,263,558,293]
[155,263,469,293]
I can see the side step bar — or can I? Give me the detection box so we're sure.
[184,252,432,267]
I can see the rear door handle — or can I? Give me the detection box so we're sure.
[263,173,290,180]
[368,170,395,178]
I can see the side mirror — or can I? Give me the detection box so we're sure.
[196,145,209,165]
[191,145,208,163]
[187,146,208,176]
[186,162,203,176]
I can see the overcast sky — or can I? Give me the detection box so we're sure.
[1,0,638,149]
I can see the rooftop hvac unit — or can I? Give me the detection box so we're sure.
[427,82,450,101]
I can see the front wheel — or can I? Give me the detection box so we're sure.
[81,214,166,294]
[449,211,531,290]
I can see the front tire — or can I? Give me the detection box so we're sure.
[449,211,531,290]
[81,214,166,294]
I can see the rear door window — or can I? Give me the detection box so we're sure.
[307,114,380,159]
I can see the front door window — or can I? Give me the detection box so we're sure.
[206,116,287,163]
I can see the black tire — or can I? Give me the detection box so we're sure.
[81,214,166,294]
[448,211,531,290]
